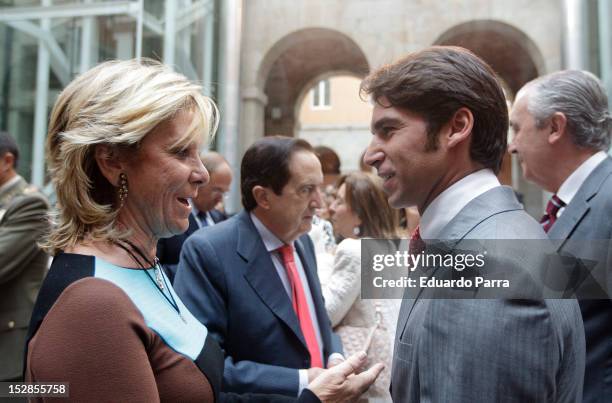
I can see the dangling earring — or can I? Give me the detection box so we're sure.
[118,172,128,206]
[352,226,361,236]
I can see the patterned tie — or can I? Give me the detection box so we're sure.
[277,244,323,368]
[409,225,426,256]
[540,194,566,233]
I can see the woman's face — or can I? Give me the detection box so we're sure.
[329,183,362,239]
[121,110,209,239]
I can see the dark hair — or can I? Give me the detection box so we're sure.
[314,145,341,175]
[360,46,508,173]
[338,172,399,238]
[0,131,19,169]
[241,136,313,211]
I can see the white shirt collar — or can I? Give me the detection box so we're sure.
[250,212,286,252]
[556,151,607,205]
[420,169,500,239]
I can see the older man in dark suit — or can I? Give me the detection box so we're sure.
[174,137,345,397]
[510,69,612,403]
[362,47,585,402]
[0,131,49,381]
[157,151,232,282]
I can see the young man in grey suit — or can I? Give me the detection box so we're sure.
[0,131,49,381]
[362,47,585,402]
[510,70,612,403]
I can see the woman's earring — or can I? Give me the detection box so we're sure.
[353,226,361,236]
[118,173,128,206]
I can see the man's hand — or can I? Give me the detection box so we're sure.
[326,356,345,369]
[307,367,325,382]
[307,352,384,402]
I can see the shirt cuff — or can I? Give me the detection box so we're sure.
[298,369,308,396]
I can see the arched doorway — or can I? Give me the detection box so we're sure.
[434,20,546,217]
[258,28,370,137]
[434,20,545,97]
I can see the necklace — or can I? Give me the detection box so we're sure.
[114,239,187,324]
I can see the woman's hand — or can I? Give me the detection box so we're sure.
[307,352,384,402]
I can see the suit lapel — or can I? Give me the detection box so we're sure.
[397,186,524,338]
[548,157,612,249]
[547,199,589,248]
[237,212,308,349]
[295,236,331,354]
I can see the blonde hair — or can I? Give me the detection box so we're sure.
[43,58,218,255]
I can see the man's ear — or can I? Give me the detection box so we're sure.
[548,112,567,144]
[94,144,125,186]
[252,185,271,210]
[0,152,15,172]
[446,107,474,149]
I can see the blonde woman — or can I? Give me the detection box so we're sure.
[24,59,381,402]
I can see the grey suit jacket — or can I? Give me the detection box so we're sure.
[548,156,612,403]
[0,176,49,380]
[391,186,585,402]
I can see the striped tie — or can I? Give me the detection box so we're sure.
[540,194,566,232]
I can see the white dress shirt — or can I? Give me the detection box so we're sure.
[555,151,607,218]
[419,169,501,239]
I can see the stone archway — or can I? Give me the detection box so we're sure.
[433,19,545,98]
[259,28,370,137]
[434,20,545,215]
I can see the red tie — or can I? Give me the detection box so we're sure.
[410,225,426,256]
[277,244,323,368]
[541,194,566,233]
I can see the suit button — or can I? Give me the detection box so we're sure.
[7,321,15,329]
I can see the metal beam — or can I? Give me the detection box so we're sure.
[218,0,243,214]
[163,0,177,65]
[562,0,587,69]
[135,0,143,58]
[80,0,96,73]
[176,0,214,32]
[598,0,612,106]
[5,20,70,85]
[142,10,164,35]
[32,0,52,188]
[0,1,140,22]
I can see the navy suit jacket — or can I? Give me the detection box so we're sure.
[548,156,612,403]
[157,209,227,283]
[174,211,342,396]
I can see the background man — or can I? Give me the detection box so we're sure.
[362,46,585,402]
[174,137,343,397]
[0,131,49,381]
[509,69,612,402]
[157,151,232,282]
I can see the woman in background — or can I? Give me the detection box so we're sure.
[25,59,381,402]
[326,172,401,402]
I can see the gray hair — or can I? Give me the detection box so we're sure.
[522,70,611,150]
